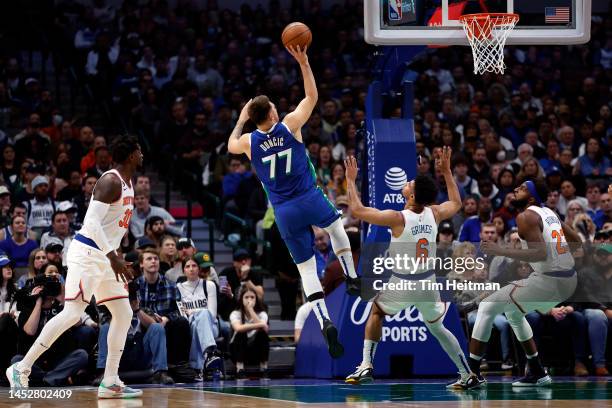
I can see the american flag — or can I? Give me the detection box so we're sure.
[545,7,570,24]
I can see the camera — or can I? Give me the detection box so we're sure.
[31,275,62,298]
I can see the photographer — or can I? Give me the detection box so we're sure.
[95,281,174,385]
[0,254,18,382]
[11,274,88,386]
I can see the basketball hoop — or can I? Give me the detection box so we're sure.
[459,13,519,75]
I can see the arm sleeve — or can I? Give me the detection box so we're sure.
[206,281,217,319]
[81,200,114,254]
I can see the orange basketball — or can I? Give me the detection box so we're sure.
[281,22,312,50]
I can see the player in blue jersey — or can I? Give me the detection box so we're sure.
[227,45,361,358]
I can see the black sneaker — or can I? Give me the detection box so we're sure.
[512,371,552,387]
[346,276,361,296]
[204,352,223,372]
[151,370,175,385]
[322,319,344,358]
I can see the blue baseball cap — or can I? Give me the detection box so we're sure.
[0,253,11,267]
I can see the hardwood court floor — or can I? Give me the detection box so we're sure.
[1,377,611,407]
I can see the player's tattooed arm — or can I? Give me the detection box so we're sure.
[481,210,547,262]
[228,99,252,156]
[344,156,404,235]
[430,146,461,223]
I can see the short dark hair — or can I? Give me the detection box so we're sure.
[110,135,139,164]
[95,146,109,155]
[414,174,438,205]
[51,211,67,223]
[248,95,272,125]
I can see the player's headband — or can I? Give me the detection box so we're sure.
[525,180,542,205]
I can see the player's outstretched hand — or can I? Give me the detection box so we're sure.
[286,45,309,65]
[238,98,252,123]
[109,255,133,283]
[435,146,452,174]
[344,156,358,181]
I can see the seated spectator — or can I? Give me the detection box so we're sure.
[135,249,191,367]
[159,235,178,274]
[0,186,11,228]
[446,242,477,282]
[23,176,56,238]
[176,257,222,375]
[73,175,97,224]
[56,170,83,202]
[0,204,37,241]
[451,195,478,237]
[565,199,587,227]
[221,155,251,205]
[131,186,181,238]
[557,180,588,218]
[326,163,348,203]
[95,281,175,385]
[44,243,65,275]
[459,197,492,243]
[17,249,47,289]
[0,254,18,381]
[435,220,456,277]
[40,211,74,265]
[572,213,596,243]
[11,275,88,386]
[525,304,589,377]
[80,135,107,175]
[574,244,612,376]
[135,175,161,207]
[40,263,65,286]
[230,286,269,378]
[144,216,167,248]
[85,146,112,178]
[575,137,611,178]
[585,183,605,229]
[313,227,332,280]
[219,249,264,302]
[0,216,38,271]
[165,238,197,283]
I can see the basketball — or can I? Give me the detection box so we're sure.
[281,22,312,50]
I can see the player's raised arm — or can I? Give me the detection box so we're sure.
[283,45,317,137]
[561,221,583,254]
[344,156,404,230]
[430,146,461,223]
[227,99,252,155]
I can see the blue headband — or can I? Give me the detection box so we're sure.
[525,181,542,205]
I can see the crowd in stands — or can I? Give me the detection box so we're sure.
[0,0,610,385]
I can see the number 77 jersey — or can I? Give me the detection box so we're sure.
[250,122,317,206]
[524,205,575,273]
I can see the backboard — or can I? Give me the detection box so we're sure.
[364,0,592,45]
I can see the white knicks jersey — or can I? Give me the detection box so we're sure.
[389,206,438,274]
[523,205,575,273]
[79,169,134,251]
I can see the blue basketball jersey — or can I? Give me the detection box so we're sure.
[250,122,316,206]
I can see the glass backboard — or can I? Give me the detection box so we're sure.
[364,0,592,45]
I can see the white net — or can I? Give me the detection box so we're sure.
[459,14,519,75]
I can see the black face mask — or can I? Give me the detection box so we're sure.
[510,198,529,209]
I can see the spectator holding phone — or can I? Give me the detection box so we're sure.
[229,286,269,378]
[176,256,222,376]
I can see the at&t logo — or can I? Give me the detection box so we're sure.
[384,167,406,204]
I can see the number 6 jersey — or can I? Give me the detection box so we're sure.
[79,169,134,252]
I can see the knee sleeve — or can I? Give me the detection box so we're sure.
[296,256,323,298]
[471,301,503,342]
[505,310,533,342]
[323,218,350,252]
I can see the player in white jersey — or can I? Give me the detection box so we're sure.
[7,136,144,399]
[344,147,480,389]
[467,179,582,388]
